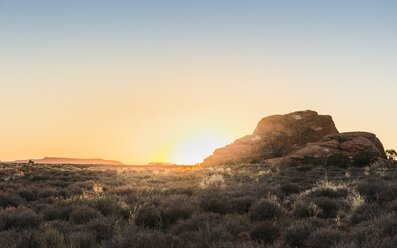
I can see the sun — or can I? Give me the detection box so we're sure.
[169,132,232,165]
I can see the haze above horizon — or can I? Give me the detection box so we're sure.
[1,0,396,165]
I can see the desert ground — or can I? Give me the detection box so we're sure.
[1,155,397,248]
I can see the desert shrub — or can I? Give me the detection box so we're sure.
[38,187,60,199]
[135,201,194,229]
[200,195,229,214]
[326,153,351,168]
[386,149,397,161]
[352,151,378,167]
[305,228,344,248]
[0,192,24,208]
[229,196,255,214]
[116,225,180,248]
[293,201,319,218]
[134,206,160,229]
[222,214,251,240]
[309,187,348,198]
[90,197,131,219]
[18,189,37,201]
[0,207,42,231]
[280,183,301,196]
[35,227,67,248]
[351,214,397,245]
[249,199,281,221]
[199,174,225,189]
[69,206,100,224]
[350,203,380,225]
[88,217,114,242]
[43,205,72,221]
[315,197,341,218]
[358,180,397,203]
[250,221,280,244]
[284,223,313,247]
[301,156,326,166]
[69,231,96,248]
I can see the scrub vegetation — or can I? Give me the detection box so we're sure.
[0,156,397,248]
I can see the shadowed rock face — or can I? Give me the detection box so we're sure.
[202,110,339,166]
[289,132,386,159]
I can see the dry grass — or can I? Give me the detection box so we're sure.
[0,159,396,247]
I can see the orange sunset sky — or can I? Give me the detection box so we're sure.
[0,1,396,165]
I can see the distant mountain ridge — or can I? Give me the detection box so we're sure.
[12,157,124,165]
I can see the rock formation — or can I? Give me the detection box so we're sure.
[202,110,386,166]
[202,110,339,165]
[289,132,386,160]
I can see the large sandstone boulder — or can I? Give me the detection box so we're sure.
[202,110,339,166]
[289,132,386,160]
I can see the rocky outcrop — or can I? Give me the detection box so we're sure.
[289,132,386,160]
[202,110,339,166]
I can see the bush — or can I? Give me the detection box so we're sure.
[352,151,378,167]
[301,156,326,166]
[200,195,228,214]
[69,231,96,248]
[315,197,341,219]
[0,207,42,231]
[284,224,312,247]
[0,192,24,208]
[310,187,348,198]
[280,183,301,196]
[39,227,67,248]
[293,202,318,218]
[249,199,281,221]
[358,180,397,203]
[135,202,194,229]
[69,206,100,224]
[43,205,71,221]
[117,225,180,248]
[350,203,380,225]
[386,149,397,161]
[326,153,351,168]
[306,228,344,248]
[250,221,280,244]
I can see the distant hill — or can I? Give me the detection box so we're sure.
[12,157,124,165]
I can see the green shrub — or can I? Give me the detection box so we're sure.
[352,151,378,167]
[326,153,351,168]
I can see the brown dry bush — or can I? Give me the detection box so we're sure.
[249,199,281,221]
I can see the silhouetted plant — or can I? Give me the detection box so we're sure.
[386,149,397,161]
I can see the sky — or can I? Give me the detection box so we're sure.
[0,0,396,165]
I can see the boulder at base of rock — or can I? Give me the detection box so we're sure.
[202,110,339,166]
[289,132,386,160]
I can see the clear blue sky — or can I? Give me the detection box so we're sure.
[0,0,396,164]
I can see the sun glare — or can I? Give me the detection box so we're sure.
[168,132,232,165]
